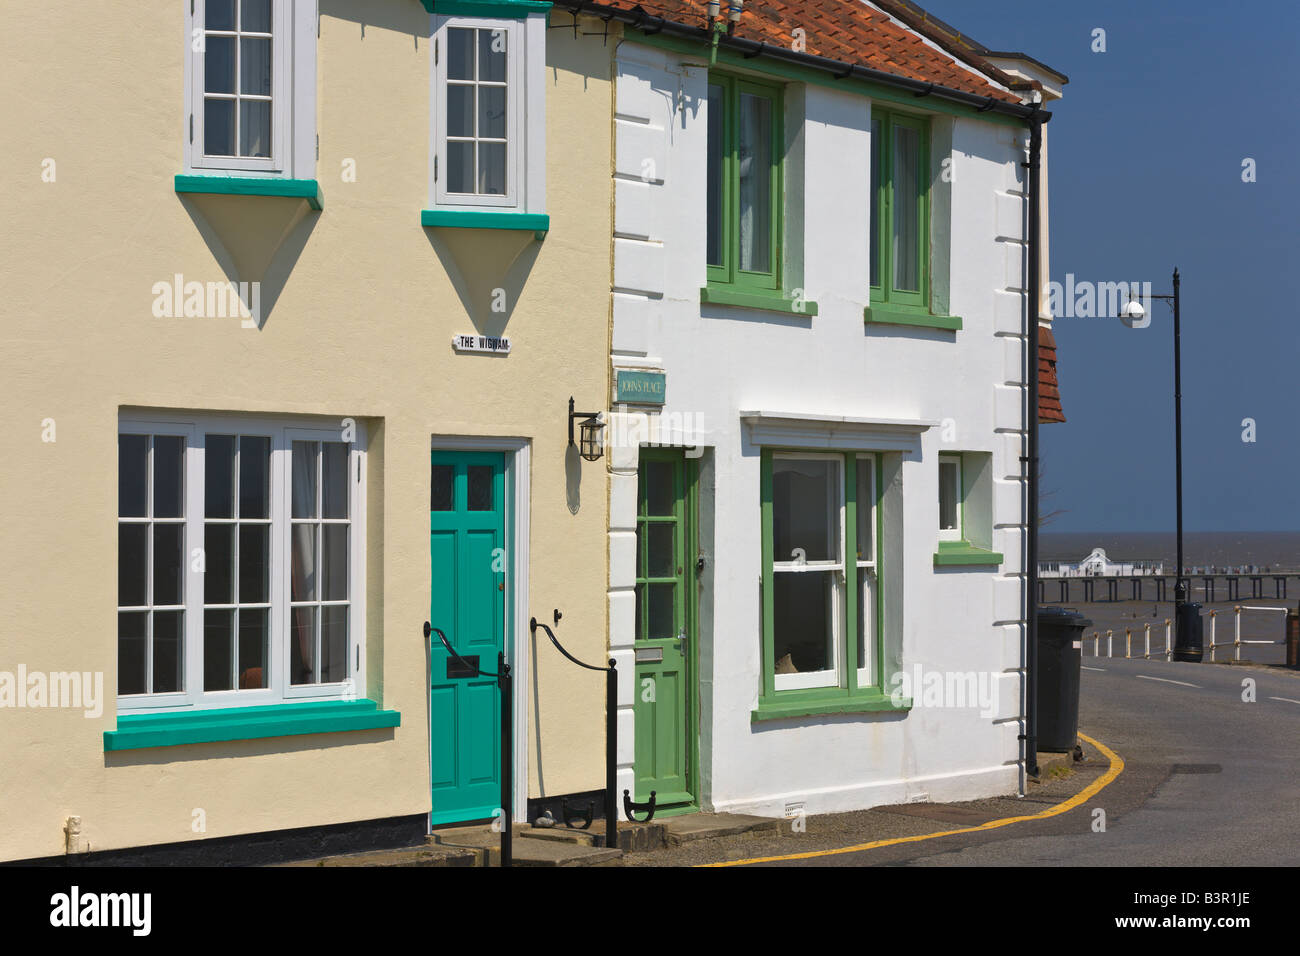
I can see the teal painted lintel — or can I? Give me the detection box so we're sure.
[104,699,400,752]
[421,0,552,16]
[421,208,549,235]
[174,175,324,210]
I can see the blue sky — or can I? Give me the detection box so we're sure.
[915,0,1300,532]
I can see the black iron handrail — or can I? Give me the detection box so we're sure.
[424,621,513,867]
[529,616,625,844]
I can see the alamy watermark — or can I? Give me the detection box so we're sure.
[606,403,706,459]
[888,665,999,719]
[152,274,261,328]
[1047,274,1154,327]
[0,666,104,717]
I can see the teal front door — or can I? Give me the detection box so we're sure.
[428,450,507,825]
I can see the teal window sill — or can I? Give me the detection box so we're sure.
[421,208,549,238]
[174,174,324,210]
[420,0,551,16]
[700,285,819,317]
[104,699,400,752]
[934,542,1004,567]
[865,304,961,331]
[752,692,911,722]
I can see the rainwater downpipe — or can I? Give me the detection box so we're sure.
[1024,108,1045,782]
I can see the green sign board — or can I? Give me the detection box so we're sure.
[616,370,667,406]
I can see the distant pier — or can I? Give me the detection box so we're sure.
[1037,570,1300,604]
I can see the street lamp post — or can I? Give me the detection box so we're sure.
[1122,268,1199,660]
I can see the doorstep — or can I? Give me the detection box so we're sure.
[430,824,624,867]
[274,844,477,867]
[660,812,782,846]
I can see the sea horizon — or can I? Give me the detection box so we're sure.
[1039,530,1300,569]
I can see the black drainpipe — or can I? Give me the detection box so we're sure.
[1024,108,1045,779]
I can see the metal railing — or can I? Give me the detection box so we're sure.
[1084,605,1291,661]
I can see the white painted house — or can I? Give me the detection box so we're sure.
[566,0,1068,818]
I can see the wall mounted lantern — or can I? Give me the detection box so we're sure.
[568,397,606,462]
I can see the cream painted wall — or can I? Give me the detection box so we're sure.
[0,1,615,861]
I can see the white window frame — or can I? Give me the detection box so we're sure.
[116,411,366,713]
[938,452,963,542]
[771,452,846,692]
[183,0,317,179]
[855,455,877,690]
[429,11,547,214]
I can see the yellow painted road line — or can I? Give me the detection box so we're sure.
[698,731,1124,867]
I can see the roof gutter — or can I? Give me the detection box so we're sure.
[551,0,1051,125]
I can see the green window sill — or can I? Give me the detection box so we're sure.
[701,285,819,317]
[174,174,324,210]
[752,692,911,723]
[420,0,552,16]
[421,208,549,238]
[104,699,400,752]
[934,542,1004,567]
[865,304,961,331]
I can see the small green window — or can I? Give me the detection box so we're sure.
[706,73,783,293]
[870,110,929,310]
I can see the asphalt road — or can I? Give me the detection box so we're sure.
[778,659,1300,866]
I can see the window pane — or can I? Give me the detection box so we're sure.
[478,28,506,81]
[205,435,235,518]
[204,608,234,691]
[153,610,184,694]
[290,605,318,684]
[447,84,474,138]
[431,464,454,511]
[206,0,235,31]
[643,460,675,516]
[856,459,873,561]
[292,441,318,519]
[153,436,185,518]
[858,569,876,684]
[706,83,724,268]
[241,0,272,34]
[870,118,881,288]
[773,570,835,675]
[118,434,148,517]
[239,436,270,519]
[634,586,643,642]
[204,98,236,156]
[737,92,773,274]
[205,36,236,94]
[322,443,349,519]
[238,523,269,604]
[478,142,506,195]
[321,525,348,601]
[939,460,959,531]
[291,524,318,602]
[240,37,272,96]
[892,124,921,292]
[447,28,475,81]
[447,141,475,194]
[478,85,507,140]
[321,605,349,684]
[240,99,272,158]
[153,524,184,607]
[647,524,675,578]
[467,465,493,512]
[117,612,148,695]
[772,458,839,563]
[238,608,269,688]
[118,524,148,607]
[646,583,675,640]
[205,523,234,604]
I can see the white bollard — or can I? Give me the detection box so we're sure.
[1107,629,1113,658]
[1164,619,1172,661]
[1125,628,1132,659]
[1143,622,1151,659]
[1209,610,1217,662]
[1235,606,1242,661]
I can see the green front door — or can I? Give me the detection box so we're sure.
[428,450,507,826]
[633,450,697,811]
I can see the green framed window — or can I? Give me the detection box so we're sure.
[870,110,930,311]
[757,450,901,719]
[706,72,783,294]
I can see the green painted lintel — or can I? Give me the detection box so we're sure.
[421,208,549,236]
[700,285,818,317]
[632,31,1025,129]
[752,694,912,722]
[934,543,1004,567]
[422,0,552,17]
[104,699,400,751]
[174,174,324,210]
[866,305,961,331]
